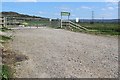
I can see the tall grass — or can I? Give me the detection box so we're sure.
[77,22,119,35]
[0,27,11,32]
[25,20,50,26]
[1,65,11,79]
[0,27,12,79]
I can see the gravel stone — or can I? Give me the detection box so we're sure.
[9,27,118,78]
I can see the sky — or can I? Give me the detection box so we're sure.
[1,0,120,2]
[1,1,119,19]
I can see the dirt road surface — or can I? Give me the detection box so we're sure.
[9,27,118,78]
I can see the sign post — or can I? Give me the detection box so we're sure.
[61,12,70,28]
[61,15,62,28]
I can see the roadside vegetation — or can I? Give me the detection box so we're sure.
[0,27,29,79]
[24,20,50,26]
[2,11,119,36]
[0,65,12,79]
[0,27,11,32]
[58,22,119,36]
[23,20,119,36]
[79,22,119,35]
[0,27,12,80]
[61,22,119,36]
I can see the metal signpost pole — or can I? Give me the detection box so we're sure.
[92,11,94,24]
[68,15,70,28]
[61,13,62,28]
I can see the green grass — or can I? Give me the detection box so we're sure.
[24,20,61,28]
[0,27,13,79]
[0,35,12,43]
[25,20,50,26]
[22,20,119,35]
[0,27,12,43]
[75,22,119,35]
[0,65,11,80]
[0,35,12,79]
[0,27,11,32]
[80,23,118,31]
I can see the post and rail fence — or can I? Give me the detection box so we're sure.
[0,16,88,31]
[61,20,88,31]
[60,12,88,31]
[0,17,6,28]
[0,17,21,28]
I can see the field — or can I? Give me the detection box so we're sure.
[22,20,119,35]
[25,20,50,26]
[79,22,119,35]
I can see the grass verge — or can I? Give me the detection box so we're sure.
[0,35,12,43]
[0,27,13,79]
[79,22,119,35]
[61,22,119,36]
[0,65,11,79]
[0,27,11,32]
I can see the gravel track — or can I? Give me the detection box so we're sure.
[9,27,118,78]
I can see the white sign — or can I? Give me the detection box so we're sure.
[49,19,52,21]
[76,18,79,23]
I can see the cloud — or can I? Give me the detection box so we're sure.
[101,8,106,11]
[100,13,112,17]
[101,6,115,11]
[60,7,69,10]
[33,11,46,16]
[98,13,113,19]
[71,14,76,17]
[108,6,114,10]
[96,13,113,19]
[38,11,45,14]
[105,0,119,2]
[54,13,60,16]
[56,6,73,12]
[59,7,69,10]
[81,6,92,10]
[16,0,37,2]
[101,2,117,11]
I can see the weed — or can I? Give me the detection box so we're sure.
[70,22,119,35]
[0,65,11,80]
[0,36,12,43]
[0,27,11,32]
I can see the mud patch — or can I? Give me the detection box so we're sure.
[2,49,29,65]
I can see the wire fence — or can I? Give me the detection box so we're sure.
[25,20,61,28]
[0,17,61,28]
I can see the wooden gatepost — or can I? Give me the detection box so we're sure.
[0,17,6,28]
